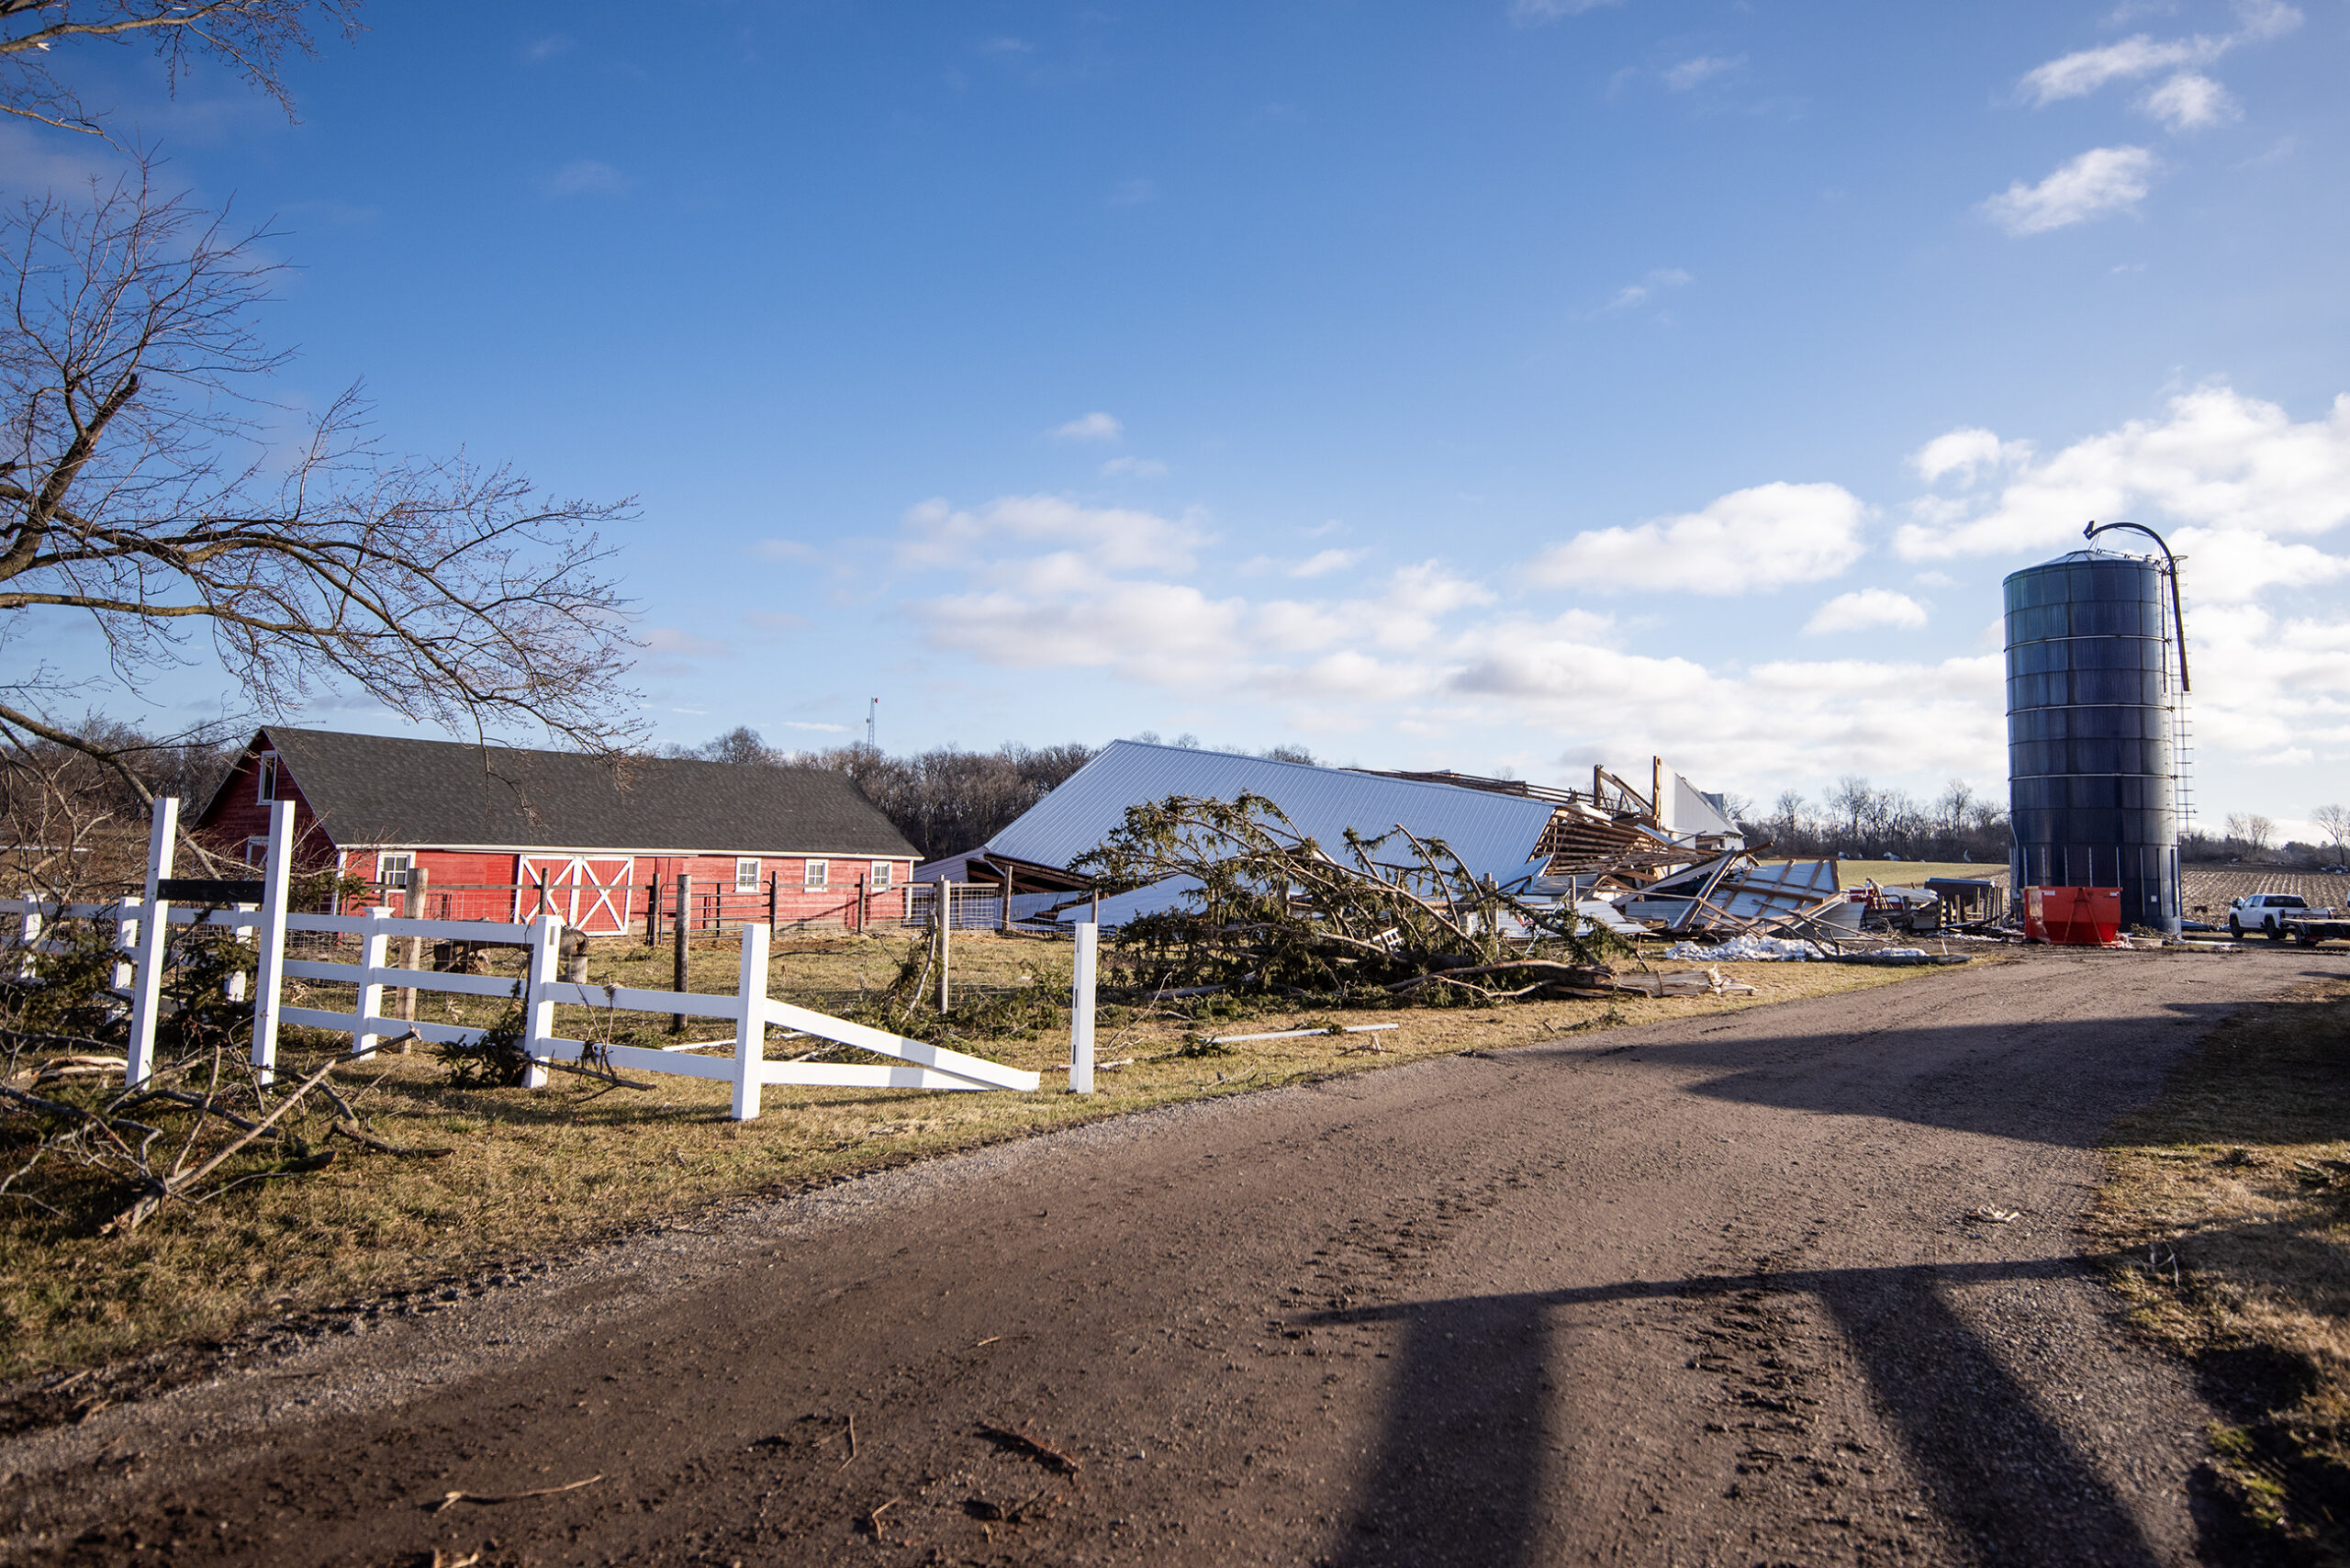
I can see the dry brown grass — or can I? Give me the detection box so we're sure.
[0,931,1948,1383]
[2088,974,2350,1562]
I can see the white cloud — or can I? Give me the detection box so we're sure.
[2141,72,2238,130]
[1291,549,1366,579]
[1528,481,1871,595]
[1049,411,1123,442]
[1509,0,1621,20]
[643,627,730,659]
[980,36,1035,56]
[754,539,818,561]
[2016,4,2296,106]
[1663,55,1744,91]
[2166,527,2350,602]
[2020,36,2224,104]
[896,494,1209,575]
[781,720,851,733]
[1911,427,2031,486]
[1896,386,2350,559]
[2233,0,2303,42]
[1100,455,1169,479]
[524,34,575,62]
[1108,177,1157,207]
[543,159,630,198]
[1980,146,2156,236]
[1607,267,1693,311]
[1803,588,1930,634]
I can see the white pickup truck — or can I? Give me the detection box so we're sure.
[2228,892,2337,942]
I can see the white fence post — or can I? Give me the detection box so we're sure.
[1069,916,1098,1095]
[352,906,393,1058]
[13,897,40,982]
[520,913,560,1090]
[124,799,180,1087]
[251,800,296,1085]
[110,898,139,1004]
[731,921,772,1122]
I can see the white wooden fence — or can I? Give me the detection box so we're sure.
[5,799,1045,1118]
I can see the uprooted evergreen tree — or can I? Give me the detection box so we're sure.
[1069,792,1619,1004]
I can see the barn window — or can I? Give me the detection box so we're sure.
[376,853,413,892]
[255,754,279,802]
[735,857,761,891]
[803,859,829,890]
[870,860,893,891]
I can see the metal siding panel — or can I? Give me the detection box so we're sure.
[982,742,1560,887]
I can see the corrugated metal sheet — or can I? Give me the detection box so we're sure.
[984,741,1559,889]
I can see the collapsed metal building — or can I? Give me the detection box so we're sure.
[914,740,1858,941]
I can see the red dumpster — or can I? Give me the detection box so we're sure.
[2022,886,2122,946]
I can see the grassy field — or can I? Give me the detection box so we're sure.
[0,930,1954,1382]
[2087,974,2350,1562]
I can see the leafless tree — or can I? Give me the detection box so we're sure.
[2312,803,2350,861]
[2225,812,2277,855]
[0,0,361,137]
[0,167,641,805]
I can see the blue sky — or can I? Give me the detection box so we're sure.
[11,0,2350,838]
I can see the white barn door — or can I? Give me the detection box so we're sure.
[516,855,636,935]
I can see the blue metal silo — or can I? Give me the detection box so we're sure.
[2003,541,2184,935]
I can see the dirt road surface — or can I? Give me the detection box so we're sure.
[7,946,2341,1567]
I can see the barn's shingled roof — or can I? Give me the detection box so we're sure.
[213,728,918,857]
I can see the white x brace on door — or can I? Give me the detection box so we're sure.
[516,855,636,934]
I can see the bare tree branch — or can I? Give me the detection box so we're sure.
[0,1,364,137]
[0,164,646,792]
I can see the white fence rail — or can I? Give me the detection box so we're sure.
[4,798,1047,1119]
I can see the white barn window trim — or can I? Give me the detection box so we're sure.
[804,859,828,890]
[735,857,761,891]
[870,860,892,891]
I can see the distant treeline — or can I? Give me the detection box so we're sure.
[666,727,1329,863]
[664,727,1097,862]
[1733,777,2011,864]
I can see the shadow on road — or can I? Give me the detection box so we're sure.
[1306,1256,2171,1568]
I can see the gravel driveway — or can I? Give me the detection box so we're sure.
[6,945,2339,1566]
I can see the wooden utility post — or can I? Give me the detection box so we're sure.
[645,879,659,946]
[856,875,866,935]
[767,870,778,931]
[670,872,691,1033]
[397,866,431,1041]
[1001,868,1013,935]
[936,880,952,1012]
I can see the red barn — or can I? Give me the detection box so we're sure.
[194,727,919,934]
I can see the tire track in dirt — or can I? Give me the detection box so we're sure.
[2,947,2338,1566]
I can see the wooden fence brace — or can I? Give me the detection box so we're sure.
[856,875,866,935]
[399,866,431,1035]
[251,800,296,1085]
[1069,915,1098,1095]
[124,796,179,1087]
[671,873,690,1032]
[937,881,952,1013]
[732,920,772,1121]
[521,913,560,1090]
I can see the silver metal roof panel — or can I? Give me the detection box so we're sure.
[983,740,1558,888]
